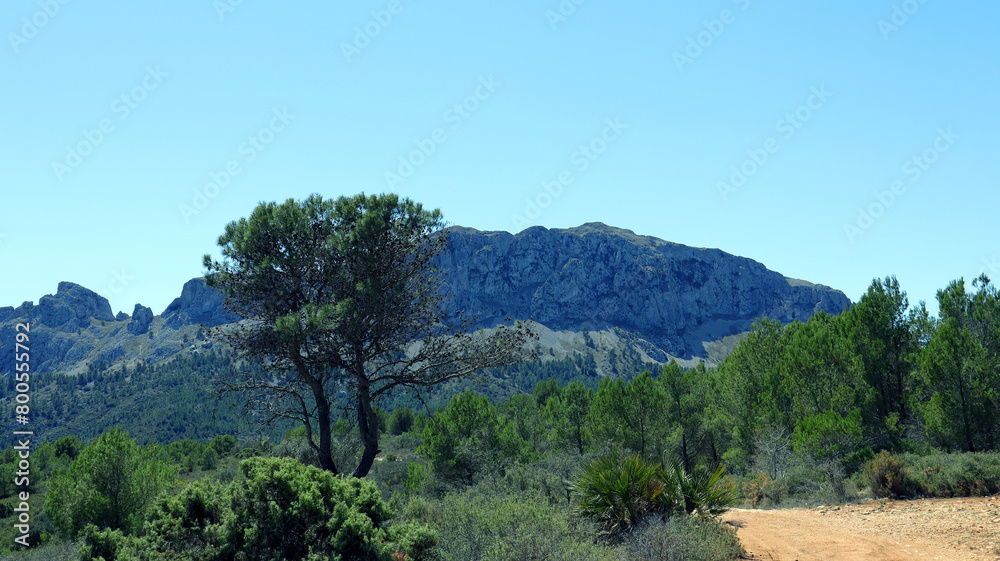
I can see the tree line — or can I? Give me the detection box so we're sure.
[413,274,1000,494]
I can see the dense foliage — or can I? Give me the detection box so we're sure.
[2,273,999,559]
[44,428,173,537]
[712,275,1000,479]
[0,352,263,445]
[76,457,437,561]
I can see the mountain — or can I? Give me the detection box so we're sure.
[437,223,850,363]
[0,278,234,378]
[0,223,850,376]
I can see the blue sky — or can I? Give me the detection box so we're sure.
[2,0,997,318]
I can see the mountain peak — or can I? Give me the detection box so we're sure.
[36,281,115,330]
[438,224,850,360]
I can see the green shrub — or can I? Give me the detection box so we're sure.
[0,537,80,560]
[227,457,433,560]
[902,452,1000,497]
[213,466,237,483]
[621,515,745,561]
[404,462,429,494]
[79,524,145,561]
[740,472,786,507]
[200,448,219,470]
[273,432,322,468]
[401,488,616,561]
[863,450,908,499]
[78,457,437,561]
[476,454,582,506]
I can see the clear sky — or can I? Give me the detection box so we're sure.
[2,0,997,317]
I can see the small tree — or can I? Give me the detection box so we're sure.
[389,407,415,435]
[418,390,532,485]
[205,193,535,477]
[44,427,174,537]
[546,381,593,455]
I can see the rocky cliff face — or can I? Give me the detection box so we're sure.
[162,278,238,330]
[0,222,851,374]
[0,279,223,376]
[436,223,851,359]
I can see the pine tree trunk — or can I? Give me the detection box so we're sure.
[353,383,380,478]
[315,391,339,475]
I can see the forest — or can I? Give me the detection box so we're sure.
[1,272,999,559]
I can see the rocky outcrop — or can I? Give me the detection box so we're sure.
[0,282,212,376]
[436,223,851,358]
[35,282,115,331]
[0,282,117,374]
[161,278,239,329]
[127,305,153,336]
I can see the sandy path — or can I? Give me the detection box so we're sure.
[721,496,1000,561]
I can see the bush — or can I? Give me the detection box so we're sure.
[621,515,745,561]
[476,454,583,506]
[79,457,438,561]
[863,451,909,499]
[229,457,435,560]
[902,452,1000,497]
[200,448,219,470]
[401,488,616,561]
[0,537,80,560]
[273,432,322,468]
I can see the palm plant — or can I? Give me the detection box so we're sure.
[572,451,739,535]
[659,458,738,518]
[572,450,665,534]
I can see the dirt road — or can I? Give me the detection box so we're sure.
[721,496,1000,561]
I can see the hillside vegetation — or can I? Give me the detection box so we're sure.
[1,273,999,559]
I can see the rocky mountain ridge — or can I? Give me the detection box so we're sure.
[0,223,850,375]
[0,278,235,377]
[437,223,849,360]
